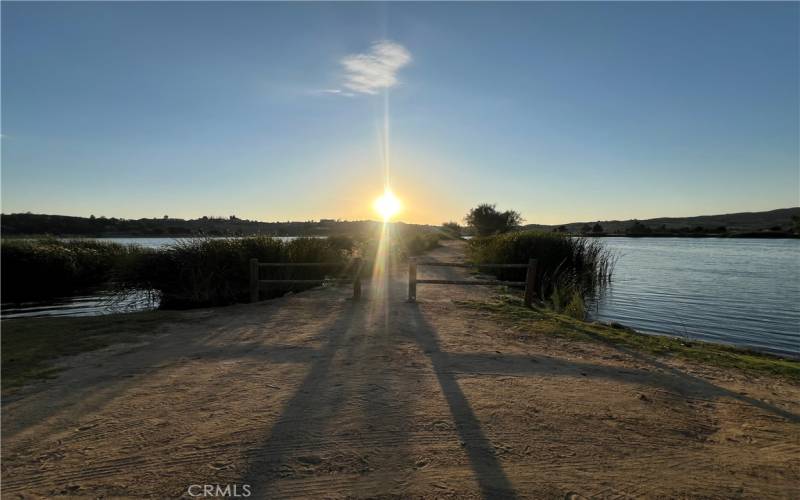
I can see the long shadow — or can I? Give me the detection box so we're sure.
[568,322,800,424]
[2,300,290,443]
[239,302,363,494]
[446,350,796,422]
[405,302,518,499]
[239,289,416,497]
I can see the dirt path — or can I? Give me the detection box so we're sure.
[3,241,799,498]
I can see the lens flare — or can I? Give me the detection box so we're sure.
[373,188,402,221]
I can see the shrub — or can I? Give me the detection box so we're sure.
[467,231,614,317]
[116,237,353,309]
[441,221,462,238]
[404,232,442,256]
[1,238,141,301]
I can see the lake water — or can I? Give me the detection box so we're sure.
[3,236,799,358]
[1,290,156,319]
[89,236,313,248]
[588,238,800,358]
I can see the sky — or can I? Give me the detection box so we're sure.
[2,2,798,225]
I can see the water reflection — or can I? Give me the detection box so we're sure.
[2,289,157,319]
[589,237,800,357]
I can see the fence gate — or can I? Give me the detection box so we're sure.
[249,258,363,302]
[407,258,537,306]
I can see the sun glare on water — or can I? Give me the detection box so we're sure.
[373,188,402,221]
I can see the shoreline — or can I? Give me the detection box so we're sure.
[590,318,800,362]
[4,288,798,395]
[4,303,798,360]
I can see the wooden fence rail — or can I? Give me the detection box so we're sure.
[249,257,363,302]
[408,258,538,307]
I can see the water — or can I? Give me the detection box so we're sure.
[91,237,183,249]
[89,236,312,248]
[589,238,800,358]
[1,289,157,319]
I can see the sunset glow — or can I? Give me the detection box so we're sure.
[373,188,402,221]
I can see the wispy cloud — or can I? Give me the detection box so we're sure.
[320,40,411,97]
[341,40,411,95]
[316,88,355,97]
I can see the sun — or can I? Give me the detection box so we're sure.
[373,188,402,221]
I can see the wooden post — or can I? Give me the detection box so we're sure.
[352,257,362,300]
[524,258,538,307]
[249,258,259,303]
[408,257,417,302]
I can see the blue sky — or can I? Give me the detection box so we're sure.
[2,2,798,224]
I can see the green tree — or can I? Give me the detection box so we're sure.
[464,204,523,236]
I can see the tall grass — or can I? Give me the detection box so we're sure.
[402,232,442,256]
[467,231,615,318]
[1,238,142,302]
[115,236,355,308]
[2,236,356,308]
[3,230,443,309]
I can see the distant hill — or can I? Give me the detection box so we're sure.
[0,213,436,238]
[3,208,798,238]
[521,207,800,236]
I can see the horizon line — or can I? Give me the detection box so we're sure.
[3,206,798,228]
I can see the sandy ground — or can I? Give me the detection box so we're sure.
[2,241,799,499]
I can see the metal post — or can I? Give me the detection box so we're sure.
[352,257,362,300]
[524,258,537,307]
[408,257,417,302]
[249,258,259,303]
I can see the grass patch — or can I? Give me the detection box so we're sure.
[456,294,800,380]
[2,310,183,391]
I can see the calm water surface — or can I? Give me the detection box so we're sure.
[90,236,311,248]
[589,238,800,357]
